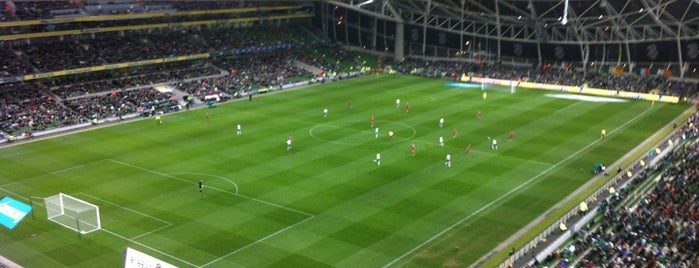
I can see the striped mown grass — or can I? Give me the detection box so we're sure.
[0,75,689,267]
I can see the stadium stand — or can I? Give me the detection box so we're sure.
[389,58,699,98]
[0,14,329,138]
[507,112,699,268]
[0,2,697,268]
[0,82,87,137]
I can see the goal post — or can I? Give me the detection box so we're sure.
[44,193,101,234]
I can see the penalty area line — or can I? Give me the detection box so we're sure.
[200,214,315,267]
[100,228,200,268]
[75,192,173,240]
[168,172,239,194]
[107,159,312,217]
[107,159,316,266]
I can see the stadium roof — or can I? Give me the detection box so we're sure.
[327,0,699,45]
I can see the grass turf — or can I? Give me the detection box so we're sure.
[0,75,690,267]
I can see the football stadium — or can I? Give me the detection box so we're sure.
[0,1,697,267]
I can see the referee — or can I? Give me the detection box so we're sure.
[198,179,204,194]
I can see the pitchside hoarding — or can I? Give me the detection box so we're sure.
[0,196,32,230]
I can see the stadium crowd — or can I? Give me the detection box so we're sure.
[1,24,313,78]
[1,3,697,268]
[208,52,309,94]
[0,47,36,77]
[0,2,314,78]
[0,22,325,138]
[391,58,699,98]
[3,49,698,140]
[64,87,180,121]
[0,1,74,21]
[0,0,263,22]
[0,46,321,136]
[50,63,221,99]
[294,46,366,74]
[0,2,696,143]
[528,113,699,268]
[0,82,87,137]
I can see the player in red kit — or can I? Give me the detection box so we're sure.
[405,102,410,112]
[509,131,515,141]
[410,143,416,157]
[370,116,375,128]
[466,144,471,154]
[452,127,458,138]
[477,110,482,120]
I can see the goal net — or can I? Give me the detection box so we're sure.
[44,193,101,234]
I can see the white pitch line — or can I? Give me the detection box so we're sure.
[0,161,103,202]
[0,189,195,267]
[75,192,171,226]
[168,172,239,194]
[168,172,311,217]
[200,215,315,267]
[235,192,314,217]
[468,150,554,167]
[0,188,27,201]
[0,163,89,188]
[108,159,198,184]
[382,107,653,267]
[308,121,417,146]
[554,100,583,114]
[106,159,316,266]
[75,192,173,240]
[107,159,312,217]
[101,228,200,268]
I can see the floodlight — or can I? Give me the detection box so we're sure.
[357,0,373,7]
[561,0,569,25]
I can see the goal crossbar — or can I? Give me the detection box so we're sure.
[44,193,101,234]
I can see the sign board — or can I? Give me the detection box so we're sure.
[124,247,178,268]
[0,196,32,230]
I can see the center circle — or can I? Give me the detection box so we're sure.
[309,120,416,145]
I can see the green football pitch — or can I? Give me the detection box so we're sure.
[0,75,690,267]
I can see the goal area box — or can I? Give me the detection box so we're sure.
[44,193,101,234]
